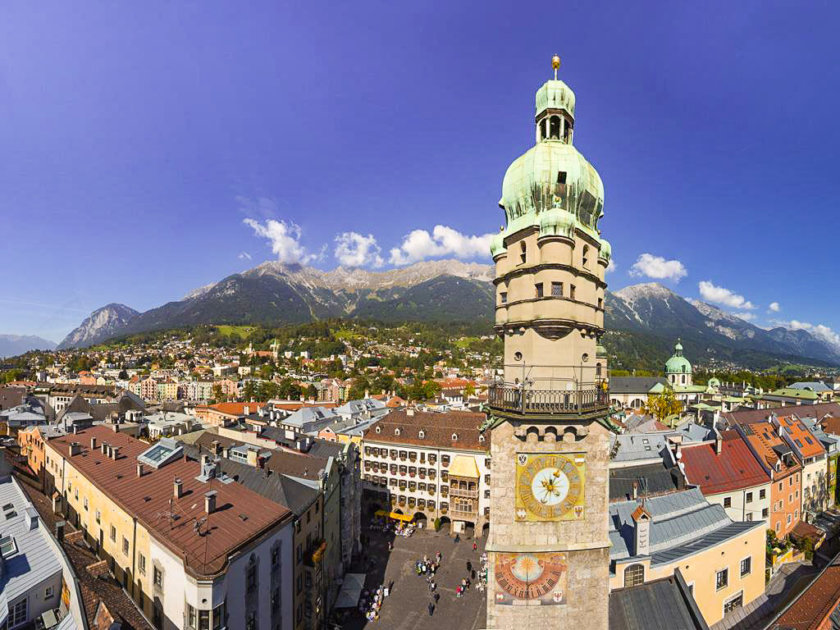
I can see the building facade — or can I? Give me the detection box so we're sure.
[361,410,491,534]
[484,57,613,629]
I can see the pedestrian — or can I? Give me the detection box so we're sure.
[467,560,472,573]
[428,602,435,616]
[455,533,460,543]
[473,541,477,552]
[434,593,440,604]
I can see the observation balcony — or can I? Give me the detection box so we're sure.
[487,364,609,418]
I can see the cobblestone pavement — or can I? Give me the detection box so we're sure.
[338,526,487,630]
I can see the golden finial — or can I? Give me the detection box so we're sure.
[551,54,561,80]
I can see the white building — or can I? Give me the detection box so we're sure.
[361,410,491,535]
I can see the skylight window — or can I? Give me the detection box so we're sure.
[2,503,13,511]
[0,535,16,557]
[4,510,17,520]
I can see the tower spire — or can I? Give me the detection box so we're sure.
[552,54,561,80]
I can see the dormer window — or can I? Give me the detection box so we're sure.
[479,434,486,443]
[418,430,425,439]
[452,433,459,442]
[375,426,381,434]
[395,428,401,436]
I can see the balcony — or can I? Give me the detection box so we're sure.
[487,373,609,417]
[449,487,479,498]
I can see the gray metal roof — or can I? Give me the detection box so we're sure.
[610,376,668,395]
[0,477,63,609]
[610,433,672,463]
[609,488,763,565]
[609,572,709,630]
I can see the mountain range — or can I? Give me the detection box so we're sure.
[55,260,840,368]
[0,334,56,357]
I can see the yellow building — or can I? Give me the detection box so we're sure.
[43,426,295,630]
[608,487,765,626]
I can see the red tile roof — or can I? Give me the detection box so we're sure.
[771,562,840,630]
[680,431,769,495]
[48,426,292,578]
[363,410,489,451]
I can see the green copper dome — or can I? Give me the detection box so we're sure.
[665,340,692,374]
[598,237,612,262]
[499,141,604,234]
[539,207,576,238]
[535,80,576,118]
[490,231,506,258]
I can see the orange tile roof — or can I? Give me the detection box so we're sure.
[201,402,265,416]
[779,415,826,459]
[48,426,292,578]
[742,422,801,477]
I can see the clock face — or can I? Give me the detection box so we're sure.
[515,453,585,521]
[494,552,568,606]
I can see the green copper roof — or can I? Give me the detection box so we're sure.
[535,80,576,118]
[665,340,692,374]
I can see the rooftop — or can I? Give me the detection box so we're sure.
[609,488,763,567]
[609,571,709,630]
[768,553,840,630]
[778,414,826,460]
[362,410,489,451]
[48,426,292,577]
[679,431,769,495]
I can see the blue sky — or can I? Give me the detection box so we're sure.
[2,1,839,343]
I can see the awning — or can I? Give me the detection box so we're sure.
[335,573,366,609]
[375,510,412,522]
[449,455,479,478]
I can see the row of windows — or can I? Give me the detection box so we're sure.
[499,283,603,310]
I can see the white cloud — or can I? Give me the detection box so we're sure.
[607,259,617,273]
[334,232,384,268]
[628,253,687,282]
[785,320,840,349]
[389,225,493,266]
[768,301,780,313]
[238,252,252,261]
[243,218,317,265]
[733,312,757,322]
[698,281,755,310]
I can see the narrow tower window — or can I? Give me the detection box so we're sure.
[519,242,526,264]
[535,283,544,298]
[570,284,576,300]
[582,245,590,268]
[550,116,561,139]
[500,292,508,304]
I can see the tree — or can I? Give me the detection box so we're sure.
[646,388,682,423]
[464,382,476,398]
[212,384,225,403]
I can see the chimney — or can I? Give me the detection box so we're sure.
[632,504,651,556]
[244,405,250,415]
[632,481,638,500]
[100,442,108,456]
[111,446,120,460]
[211,440,221,456]
[174,478,183,499]
[112,423,120,433]
[68,442,82,457]
[90,437,97,450]
[72,424,78,435]
[204,490,217,514]
[56,521,65,542]
[222,446,229,459]
[715,432,722,455]
[407,408,415,417]
[137,463,144,478]
[247,449,259,468]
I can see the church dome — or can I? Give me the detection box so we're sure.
[665,340,692,374]
[535,80,576,118]
[499,141,604,234]
[538,207,576,238]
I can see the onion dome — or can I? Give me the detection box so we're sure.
[489,232,507,258]
[535,80,576,119]
[598,238,612,263]
[499,142,604,235]
[665,340,692,375]
[539,207,576,238]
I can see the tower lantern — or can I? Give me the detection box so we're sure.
[484,58,612,629]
